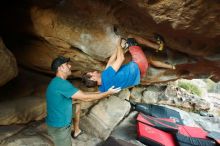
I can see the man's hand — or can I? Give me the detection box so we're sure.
[107,86,121,94]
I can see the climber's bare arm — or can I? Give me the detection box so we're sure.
[110,38,125,72]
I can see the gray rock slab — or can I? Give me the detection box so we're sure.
[111,111,145,146]
[80,96,131,140]
[0,125,25,142]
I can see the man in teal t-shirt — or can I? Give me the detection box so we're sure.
[46,56,121,146]
[46,76,78,127]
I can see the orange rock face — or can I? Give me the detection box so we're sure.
[1,0,220,83]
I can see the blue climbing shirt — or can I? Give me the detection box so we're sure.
[99,61,140,92]
[46,77,78,127]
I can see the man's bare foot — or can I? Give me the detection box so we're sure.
[74,129,82,138]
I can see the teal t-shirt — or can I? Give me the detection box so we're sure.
[46,77,78,127]
[98,61,140,92]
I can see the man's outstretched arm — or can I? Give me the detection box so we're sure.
[71,86,121,102]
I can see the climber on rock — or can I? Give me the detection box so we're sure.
[82,34,175,92]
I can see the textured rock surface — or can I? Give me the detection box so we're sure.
[189,113,220,132]
[0,68,50,125]
[0,96,46,125]
[11,39,104,77]
[110,111,145,146]
[163,81,211,111]
[120,0,220,56]
[0,125,25,141]
[0,38,18,87]
[80,96,130,139]
[29,4,118,61]
[1,0,220,82]
[0,0,220,144]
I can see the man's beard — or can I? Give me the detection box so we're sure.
[63,69,71,76]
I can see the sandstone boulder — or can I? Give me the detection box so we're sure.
[0,38,18,87]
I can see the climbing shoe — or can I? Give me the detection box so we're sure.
[154,34,165,52]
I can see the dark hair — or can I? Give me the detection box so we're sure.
[82,73,98,87]
[51,56,70,72]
